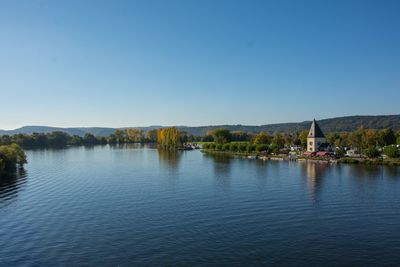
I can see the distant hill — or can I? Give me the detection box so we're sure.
[1,115,399,137]
[0,126,116,137]
[180,115,400,136]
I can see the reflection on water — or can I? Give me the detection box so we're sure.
[301,161,329,201]
[203,153,233,188]
[1,147,400,266]
[385,166,400,179]
[204,153,232,176]
[0,169,27,208]
[349,164,383,180]
[157,149,182,171]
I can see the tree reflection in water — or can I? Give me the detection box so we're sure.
[0,168,27,209]
[157,149,182,171]
[203,153,232,188]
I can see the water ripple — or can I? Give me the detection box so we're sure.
[0,146,399,266]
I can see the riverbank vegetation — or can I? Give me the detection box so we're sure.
[157,127,182,149]
[0,126,399,160]
[0,144,27,175]
[201,127,400,164]
[0,128,194,149]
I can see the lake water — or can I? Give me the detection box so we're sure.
[0,145,400,266]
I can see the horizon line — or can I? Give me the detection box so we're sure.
[1,114,399,131]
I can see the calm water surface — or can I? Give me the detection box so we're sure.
[0,145,400,266]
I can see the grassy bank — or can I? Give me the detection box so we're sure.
[201,148,286,159]
[202,148,400,166]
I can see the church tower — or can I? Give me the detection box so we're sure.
[307,119,326,152]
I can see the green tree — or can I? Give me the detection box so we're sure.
[126,129,144,143]
[146,129,158,143]
[283,133,293,146]
[270,143,279,154]
[348,127,365,150]
[338,132,350,148]
[335,148,345,158]
[253,132,272,145]
[383,146,400,158]
[83,133,97,145]
[326,132,340,146]
[272,133,285,149]
[231,131,250,142]
[202,135,214,142]
[211,129,232,144]
[238,143,247,152]
[246,144,255,152]
[179,131,188,144]
[299,130,308,148]
[364,129,378,148]
[113,130,127,144]
[256,144,269,153]
[0,144,27,174]
[96,136,108,145]
[363,146,380,158]
[69,135,83,145]
[292,132,302,146]
[379,128,396,146]
[229,143,238,152]
[47,131,70,147]
[222,144,230,151]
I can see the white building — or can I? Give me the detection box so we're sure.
[307,119,328,152]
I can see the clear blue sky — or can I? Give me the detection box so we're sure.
[1,0,399,129]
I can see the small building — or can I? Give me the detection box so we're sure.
[307,119,330,152]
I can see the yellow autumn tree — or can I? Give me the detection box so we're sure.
[157,127,181,149]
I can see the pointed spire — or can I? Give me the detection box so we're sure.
[308,119,325,138]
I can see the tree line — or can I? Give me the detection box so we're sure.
[202,127,400,158]
[0,144,27,174]
[0,132,109,147]
[1,127,399,156]
[0,128,198,149]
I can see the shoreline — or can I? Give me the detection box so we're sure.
[201,149,400,166]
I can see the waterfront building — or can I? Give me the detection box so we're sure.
[307,119,330,152]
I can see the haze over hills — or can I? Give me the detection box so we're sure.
[0,115,399,137]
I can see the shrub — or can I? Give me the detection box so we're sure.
[238,143,247,152]
[335,148,345,158]
[229,143,238,152]
[246,144,255,152]
[270,143,279,154]
[215,144,223,150]
[363,146,380,158]
[384,146,400,158]
[209,143,216,150]
[222,144,230,151]
[202,143,209,149]
[256,144,269,153]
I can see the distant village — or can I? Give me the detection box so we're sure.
[201,118,400,164]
